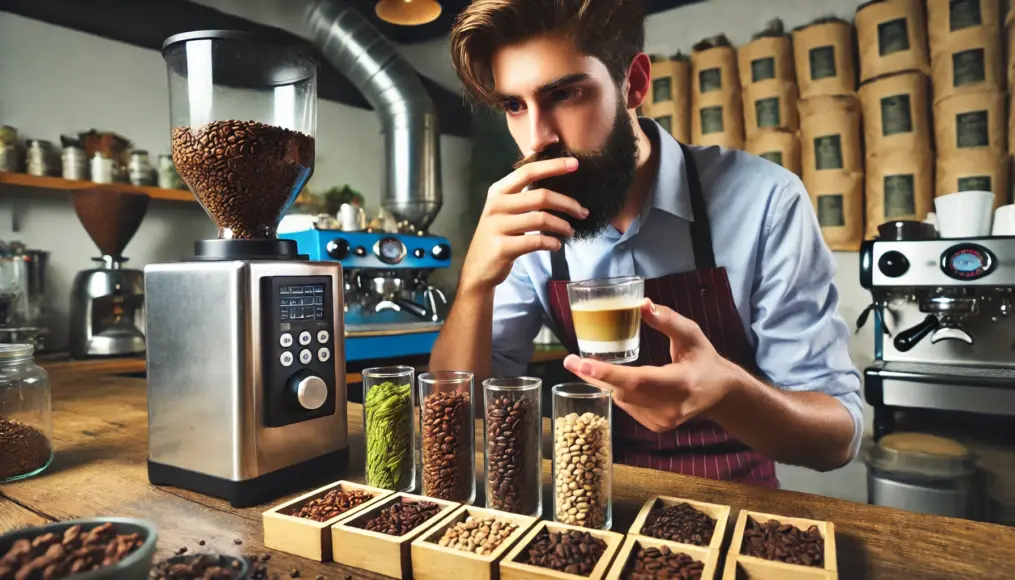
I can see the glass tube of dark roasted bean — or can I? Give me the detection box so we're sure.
[552,383,612,530]
[419,371,475,504]
[482,377,542,516]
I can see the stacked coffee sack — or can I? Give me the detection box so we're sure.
[691,35,745,150]
[642,53,692,144]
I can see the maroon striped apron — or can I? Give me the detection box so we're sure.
[545,142,778,487]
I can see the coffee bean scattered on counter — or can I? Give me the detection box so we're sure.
[150,554,244,579]
[290,489,374,522]
[421,391,472,502]
[243,554,268,580]
[364,381,413,491]
[357,501,442,536]
[517,529,607,576]
[554,412,611,528]
[0,418,52,482]
[436,515,519,556]
[486,395,539,515]
[171,120,315,239]
[741,517,824,567]
[640,503,715,546]
[621,545,705,580]
[0,522,144,580]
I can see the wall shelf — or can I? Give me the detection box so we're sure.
[0,172,195,203]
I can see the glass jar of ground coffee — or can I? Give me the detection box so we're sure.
[0,344,53,482]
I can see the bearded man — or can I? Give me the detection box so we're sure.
[428,0,863,486]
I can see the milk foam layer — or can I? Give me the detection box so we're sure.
[577,337,640,354]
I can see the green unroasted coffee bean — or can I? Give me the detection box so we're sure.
[365,381,412,490]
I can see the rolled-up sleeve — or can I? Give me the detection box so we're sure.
[491,260,545,378]
[750,178,865,462]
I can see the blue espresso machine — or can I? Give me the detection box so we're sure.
[280,223,451,364]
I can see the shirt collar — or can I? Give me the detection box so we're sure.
[638,117,694,222]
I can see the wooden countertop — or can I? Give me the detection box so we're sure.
[2,374,1014,580]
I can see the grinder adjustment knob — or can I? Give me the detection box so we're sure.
[878,251,909,278]
[290,375,328,410]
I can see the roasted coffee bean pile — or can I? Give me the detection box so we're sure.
[171,120,315,239]
[0,522,144,579]
[621,545,705,580]
[421,391,472,502]
[554,412,611,528]
[0,419,52,481]
[357,501,442,537]
[290,489,374,522]
[741,517,824,567]
[150,554,244,579]
[640,503,715,546]
[436,515,519,556]
[517,529,607,577]
[486,395,538,514]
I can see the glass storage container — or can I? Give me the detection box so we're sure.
[419,371,475,504]
[552,383,613,530]
[483,377,542,516]
[0,344,53,483]
[363,365,416,492]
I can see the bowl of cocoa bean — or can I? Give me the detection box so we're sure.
[0,517,158,580]
[150,553,249,579]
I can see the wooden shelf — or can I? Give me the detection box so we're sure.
[0,171,196,203]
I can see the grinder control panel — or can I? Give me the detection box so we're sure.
[262,276,337,428]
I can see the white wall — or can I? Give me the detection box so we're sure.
[0,12,471,351]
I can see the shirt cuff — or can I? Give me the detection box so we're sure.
[833,390,865,464]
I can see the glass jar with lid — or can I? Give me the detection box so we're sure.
[0,343,53,483]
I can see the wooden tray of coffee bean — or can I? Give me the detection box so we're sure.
[500,520,625,580]
[722,510,838,580]
[605,535,720,580]
[410,505,539,580]
[328,492,460,579]
[262,480,393,561]
[629,495,731,552]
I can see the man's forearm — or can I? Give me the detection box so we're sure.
[428,283,496,380]
[707,361,856,471]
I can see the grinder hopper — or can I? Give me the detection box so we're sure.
[70,188,150,263]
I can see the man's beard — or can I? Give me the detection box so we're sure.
[515,102,639,243]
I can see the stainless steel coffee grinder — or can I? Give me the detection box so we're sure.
[145,30,348,508]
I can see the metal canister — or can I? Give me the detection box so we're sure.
[26,140,55,177]
[128,150,154,186]
[90,152,115,184]
[61,146,88,180]
[0,127,17,172]
[157,154,184,189]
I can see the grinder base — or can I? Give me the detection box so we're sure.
[193,239,308,261]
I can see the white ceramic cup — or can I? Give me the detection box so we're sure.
[993,204,1015,236]
[934,190,995,238]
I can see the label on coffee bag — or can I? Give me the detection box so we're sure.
[958,175,992,191]
[760,151,784,167]
[700,106,724,134]
[809,46,837,80]
[814,135,844,170]
[699,68,722,93]
[881,94,913,136]
[952,48,985,87]
[653,77,673,103]
[884,174,916,218]
[817,194,846,227]
[878,18,911,56]
[950,0,982,30]
[755,97,781,129]
[752,57,776,83]
[956,110,988,148]
[655,115,673,134]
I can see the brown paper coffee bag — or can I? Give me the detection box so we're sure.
[691,45,740,99]
[746,130,802,176]
[691,86,745,149]
[928,0,1003,101]
[644,56,692,143]
[865,148,935,238]
[743,80,800,138]
[856,0,931,83]
[859,71,932,154]
[792,19,857,98]
[738,35,795,88]
[936,147,1010,208]
[805,169,866,251]
[799,95,865,175]
[934,91,1005,152]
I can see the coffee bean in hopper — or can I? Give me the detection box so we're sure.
[621,544,705,580]
[290,489,374,522]
[421,391,472,502]
[356,500,442,536]
[517,529,607,576]
[554,412,611,529]
[486,395,539,515]
[741,517,824,567]
[640,503,715,546]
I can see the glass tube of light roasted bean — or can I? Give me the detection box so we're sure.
[552,383,613,530]
[363,366,416,492]
[419,371,476,504]
[482,377,542,516]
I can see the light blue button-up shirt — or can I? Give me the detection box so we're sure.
[490,118,865,462]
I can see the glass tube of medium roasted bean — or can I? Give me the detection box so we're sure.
[419,371,476,504]
[552,383,613,530]
[482,377,542,516]
[363,366,416,492]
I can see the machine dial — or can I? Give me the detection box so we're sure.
[432,243,451,261]
[326,238,349,259]
[291,375,328,410]
[877,251,909,278]
[374,237,407,265]
[941,243,996,281]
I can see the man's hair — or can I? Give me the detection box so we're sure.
[450,0,646,108]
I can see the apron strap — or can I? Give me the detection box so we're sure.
[550,242,570,281]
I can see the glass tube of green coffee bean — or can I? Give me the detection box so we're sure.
[552,383,613,530]
[482,377,542,517]
[419,371,476,504]
[363,366,416,492]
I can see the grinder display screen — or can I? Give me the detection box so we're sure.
[279,284,326,321]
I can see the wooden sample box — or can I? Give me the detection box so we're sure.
[499,520,625,580]
[605,535,720,580]
[723,509,838,579]
[628,495,732,552]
